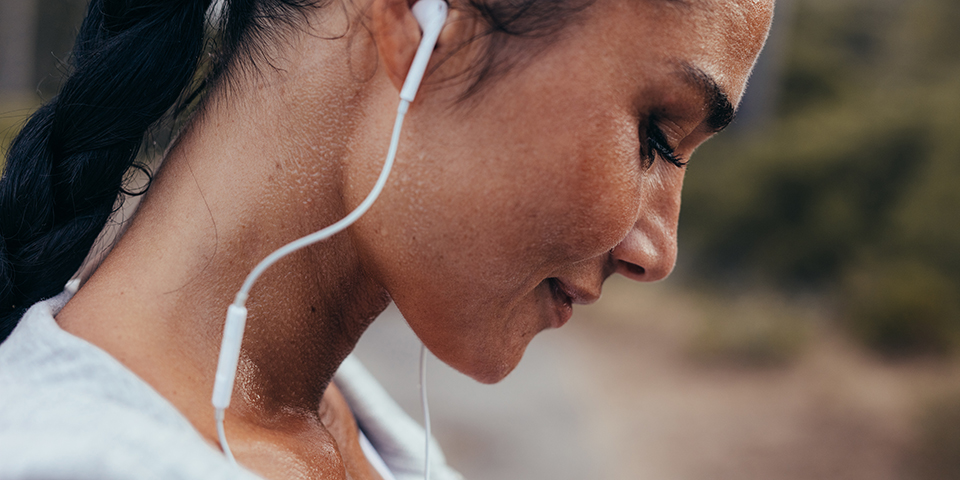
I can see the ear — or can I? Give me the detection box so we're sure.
[371,0,426,93]
[371,0,475,94]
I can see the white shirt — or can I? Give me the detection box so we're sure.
[0,290,463,480]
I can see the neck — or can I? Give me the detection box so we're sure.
[56,31,393,440]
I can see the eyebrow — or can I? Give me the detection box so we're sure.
[679,63,736,133]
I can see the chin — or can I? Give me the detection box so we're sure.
[425,333,527,384]
[463,357,521,385]
[429,310,544,385]
[396,281,556,385]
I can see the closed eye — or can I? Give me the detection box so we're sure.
[642,121,687,169]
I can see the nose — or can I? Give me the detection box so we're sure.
[612,216,677,282]
[611,171,681,282]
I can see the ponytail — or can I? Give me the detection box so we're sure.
[0,0,213,341]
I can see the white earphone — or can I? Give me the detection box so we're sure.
[402,0,449,103]
[211,0,448,474]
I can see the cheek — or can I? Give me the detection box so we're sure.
[352,81,646,381]
[382,102,644,290]
[551,115,644,261]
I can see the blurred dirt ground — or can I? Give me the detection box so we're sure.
[355,276,960,480]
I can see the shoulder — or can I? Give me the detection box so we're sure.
[0,298,262,480]
[0,394,256,480]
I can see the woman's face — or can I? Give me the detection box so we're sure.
[354,0,775,382]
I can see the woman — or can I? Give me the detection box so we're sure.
[0,0,774,478]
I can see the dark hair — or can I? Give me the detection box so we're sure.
[0,0,593,342]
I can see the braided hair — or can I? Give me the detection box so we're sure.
[0,0,216,339]
[0,0,592,342]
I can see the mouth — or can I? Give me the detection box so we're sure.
[546,278,575,328]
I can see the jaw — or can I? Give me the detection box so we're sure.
[396,277,565,384]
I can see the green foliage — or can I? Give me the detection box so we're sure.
[679,0,960,356]
[682,105,931,285]
[0,100,37,170]
[843,259,960,356]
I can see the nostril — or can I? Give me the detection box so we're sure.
[611,227,677,282]
[619,260,645,277]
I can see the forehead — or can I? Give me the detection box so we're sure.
[583,0,775,105]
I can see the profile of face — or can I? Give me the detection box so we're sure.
[339,0,775,383]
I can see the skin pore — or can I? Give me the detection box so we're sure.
[55,0,773,478]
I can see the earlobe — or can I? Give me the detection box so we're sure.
[371,0,426,93]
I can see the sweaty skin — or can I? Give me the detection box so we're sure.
[56,0,774,477]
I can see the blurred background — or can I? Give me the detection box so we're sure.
[2,0,960,478]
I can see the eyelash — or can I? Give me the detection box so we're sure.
[642,121,687,169]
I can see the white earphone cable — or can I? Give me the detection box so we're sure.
[210,0,447,467]
[213,99,410,463]
[420,343,432,480]
[236,99,409,306]
[215,408,235,463]
[420,343,430,480]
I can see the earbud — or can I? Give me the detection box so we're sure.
[400,0,449,103]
